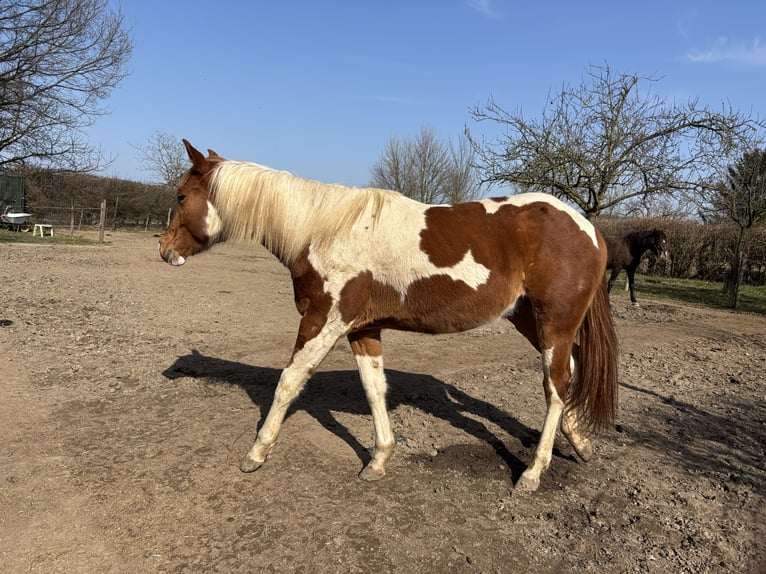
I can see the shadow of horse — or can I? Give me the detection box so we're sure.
[619,382,766,491]
[162,350,570,482]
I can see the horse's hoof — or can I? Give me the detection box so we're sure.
[631,302,641,308]
[574,441,593,462]
[240,456,264,473]
[358,464,386,481]
[515,474,540,493]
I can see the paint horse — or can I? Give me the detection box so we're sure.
[605,229,670,306]
[159,140,619,492]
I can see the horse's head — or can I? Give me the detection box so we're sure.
[159,140,225,266]
[651,229,670,263]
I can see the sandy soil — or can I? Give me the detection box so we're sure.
[1,230,765,573]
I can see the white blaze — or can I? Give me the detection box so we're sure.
[206,201,223,243]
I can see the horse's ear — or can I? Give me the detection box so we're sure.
[207,149,221,159]
[183,139,211,172]
[183,140,223,174]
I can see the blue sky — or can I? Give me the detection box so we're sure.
[90,0,766,188]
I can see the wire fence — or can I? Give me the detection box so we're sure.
[24,201,172,233]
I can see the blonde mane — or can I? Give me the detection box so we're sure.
[210,160,399,264]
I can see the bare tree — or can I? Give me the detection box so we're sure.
[442,134,480,204]
[133,132,189,190]
[370,126,481,204]
[0,0,132,171]
[467,63,760,219]
[700,146,766,308]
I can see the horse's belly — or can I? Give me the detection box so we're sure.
[373,279,517,334]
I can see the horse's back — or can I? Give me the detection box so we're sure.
[314,193,605,335]
[604,235,627,269]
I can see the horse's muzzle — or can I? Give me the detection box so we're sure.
[158,242,186,266]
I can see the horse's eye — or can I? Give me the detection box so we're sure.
[177,194,186,203]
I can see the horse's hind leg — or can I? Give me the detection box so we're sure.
[349,330,395,481]
[607,268,621,293]
[516,341,572,492]
[561,409,593,461]
[559,350,593,462]
[240,315,345,473]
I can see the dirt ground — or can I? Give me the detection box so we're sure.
[1,230,765,574]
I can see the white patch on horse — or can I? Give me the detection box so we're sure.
[205,200,223,243]
[293,311,349,371]
[310,203,491,301]
[483,193,599,249]
[432,248,490,289]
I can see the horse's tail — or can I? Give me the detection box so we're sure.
[568,280,619,433]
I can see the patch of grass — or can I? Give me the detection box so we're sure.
[0,228,94,245]
[630,274,766,316]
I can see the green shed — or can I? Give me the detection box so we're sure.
[0,174,26,212]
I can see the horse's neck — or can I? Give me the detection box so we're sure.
[635,235,654,255]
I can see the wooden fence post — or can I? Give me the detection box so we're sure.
[98,199,106,243]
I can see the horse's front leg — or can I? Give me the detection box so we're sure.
[348,330,395,481]
[606,268,621,293]
[240,313,346,473]
[626,267,639,306]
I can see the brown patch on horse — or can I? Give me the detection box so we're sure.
[338,267,516,335]
[289,249,333,354]
[348,330,383,357]
[420,200,596,278]
[338,271,402,329]
[419,202,498,268]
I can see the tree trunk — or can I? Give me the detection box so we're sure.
[726,227,748,309]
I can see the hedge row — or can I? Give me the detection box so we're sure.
[23,169,174,229]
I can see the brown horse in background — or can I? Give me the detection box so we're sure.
[159,140,619,492]
[605,229,670,306]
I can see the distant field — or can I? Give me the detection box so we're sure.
[619,274,766,315]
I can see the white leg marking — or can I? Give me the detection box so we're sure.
[241,319,347,472]
[561,408,593,462]
[355,354,395,480]
[517,348,565,492]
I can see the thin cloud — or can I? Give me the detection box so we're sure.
[466,0,504,20]
[675,10,697,40]
[686,36,766,66]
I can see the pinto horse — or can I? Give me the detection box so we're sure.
[605,229,669,306]
[159,141,619,492]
